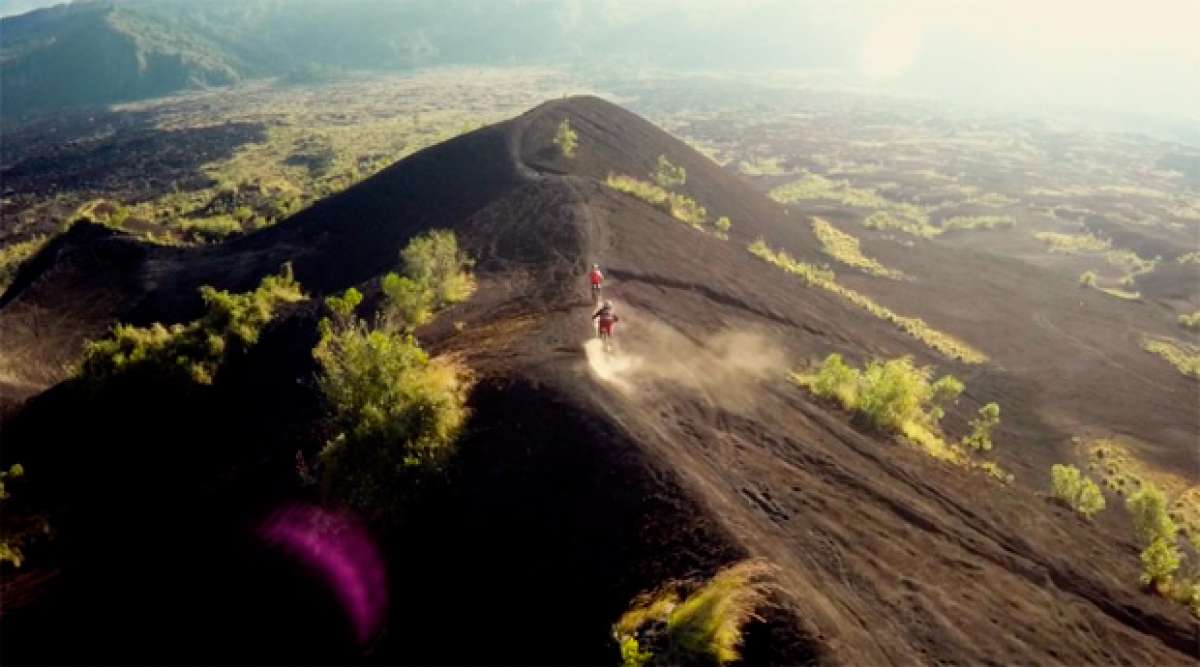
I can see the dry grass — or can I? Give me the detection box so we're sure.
[1034,231,1111,253]
[0,235,48,292]
[614,560,774,665]
[749,239,985,363]
[605,173,709,230]
[811,217,904,279]
[1141,336,1200,378]
[941,215,1016,231]
[862,210,942,239]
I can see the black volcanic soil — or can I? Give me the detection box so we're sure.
[0,97,1196,665]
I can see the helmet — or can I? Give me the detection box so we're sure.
[592,263,600,269]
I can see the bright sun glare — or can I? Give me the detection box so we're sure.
[860,17,922,80]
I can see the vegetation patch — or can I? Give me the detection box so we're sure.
[0,464,51,569]
[1141,336,1200,378]
[862,210,941,239]
[1178,311,1200,330]
[0,235,48,292]
[553,117,578,158]
[613,560,774,666]
[605,173,713,232]
[1086,439,1200,544]
[738,157,787,176]
[1049,464,1106,518]
[748,239,986,363]
[653,155,687,189]
[78,266,305,386]
[1125,483,1199,614]
[811,217,904,279]
[794,354,1007,480]
[941,215,1016,232]
[1033,231,1111,253]
[1177,251,1200,265]
[769,171,890,209]
[314,230,475,523]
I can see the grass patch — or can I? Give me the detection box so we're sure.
[769,171,890,209]
[1141,336,1200,378]
[748,239,986,363]
[794,354,1008,477]
[1177,251,1200,265]
[811,217,904,279]
[0,235,48,292]
[862,210,941,239]
[1178,311,1200,330]
[738,157,787,176]
[614,560,773,666]
[1034,231,1111,253]
[1098,286,1142,301]
[941,215,1016,232]
[605,173,711,231]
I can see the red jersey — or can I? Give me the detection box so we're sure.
[589,269,604,286]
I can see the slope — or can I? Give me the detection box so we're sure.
[0,97,1195,664]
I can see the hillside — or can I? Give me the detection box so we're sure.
[0,97,1196,664]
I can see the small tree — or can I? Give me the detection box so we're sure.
[1140,538,1181,592]
[553,117,578,158]
[1050,464,1106,518]
[399,230,475,310]
[654,155,686,189]
[1127,483,1178,547]
[962,402,1000,451]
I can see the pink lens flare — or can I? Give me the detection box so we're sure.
[260,503,388,645]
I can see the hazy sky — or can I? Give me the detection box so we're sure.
[3,0,1196,118]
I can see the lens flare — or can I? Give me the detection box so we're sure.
[260,503,388,646]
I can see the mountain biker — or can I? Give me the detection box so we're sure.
[592,300,619,346]
[589,263,604,304]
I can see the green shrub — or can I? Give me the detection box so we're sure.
[1141,337,1200,378]
[811,353,860,409]
[614,560,772,666]
[79,266,304,386]
[0,463,27,567]
[553,117,578,158]
[812,217,904,279]
[653,155,686,189]
[714,216,732,235]
[1050,464,1106,518]
[377,230,475,331]
[1140,538,1181,591]
[1127,483,1178,547]
[1178,311,1200,330]
[962,402,1000,451]
[857,357,961,433]
[314,289,470,522]
[606,173,707,230]
[0,463,49,569]
[941,215,1016,231]
[399,230,475,310]
[1079,270,1098,287]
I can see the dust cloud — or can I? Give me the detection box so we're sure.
[583,311,786,412]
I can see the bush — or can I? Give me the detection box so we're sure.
[1140,538,1182,592]
[811,353,860,409]
[314,289,470,522]
[0,234,48,292]
[614,560,772,666]
[653,155,686,189]
[1127,483,1178,547]
[857,357,961,433]
[79,266,304,386]
[714,216,732,235]
[399,230,475,310]
[606,173,708,230]
[1178,311,1200,330]
[1079,270,1098,287]
[811,217,904,279]
[553,117,578,158]
[0,463,49,569]
[962,402,1000,451]
[1050,464,1106,518]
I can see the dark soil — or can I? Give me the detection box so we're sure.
[0,96,1196,665]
